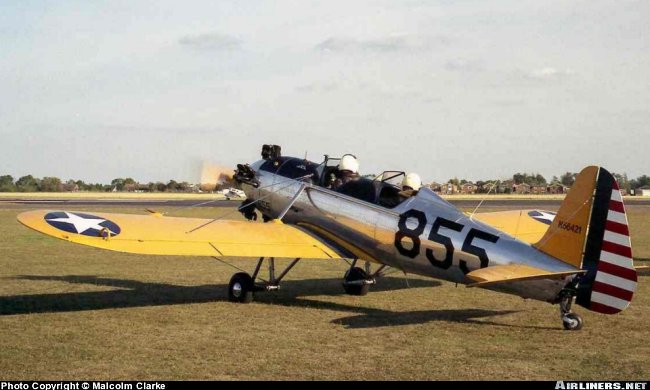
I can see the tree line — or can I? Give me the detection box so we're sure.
[1,172,649,193]
[443,172,650,194]
[0,175,198,193]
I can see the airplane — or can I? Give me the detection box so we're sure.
[217,187,246,200]
[17,144,643,330]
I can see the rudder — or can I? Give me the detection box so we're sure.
[576,168,636,314]
[533,166,637,314]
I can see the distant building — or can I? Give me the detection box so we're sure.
[440,182,458,195]
[531,184,547,195]
[477,181,495,193]
[460,182,478,194]
[513,183,531,194]
[547,183,568,194]
[637,185,650,196]
[428,182,442,193]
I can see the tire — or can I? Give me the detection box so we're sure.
[228,272,254,303]
[562,312,583,331]
[343,267,370,296]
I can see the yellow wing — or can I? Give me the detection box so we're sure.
[470,209,554,244]
[17,210,343,259]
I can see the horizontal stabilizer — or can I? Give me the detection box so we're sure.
[466,264,585,288]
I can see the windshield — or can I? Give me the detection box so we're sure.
[373,171,405,188]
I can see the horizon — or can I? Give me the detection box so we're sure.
[1,166,646,187]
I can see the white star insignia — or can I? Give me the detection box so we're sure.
[46,212,113,234]
[534,211,556,223]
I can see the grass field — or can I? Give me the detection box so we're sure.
[0,201,648,380]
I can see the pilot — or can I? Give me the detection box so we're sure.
[330,154,360,190]
[399,172,422,200]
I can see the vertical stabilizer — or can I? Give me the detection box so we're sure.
[533,166,637,314]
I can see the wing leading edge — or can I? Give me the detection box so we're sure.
[17,210,343,259]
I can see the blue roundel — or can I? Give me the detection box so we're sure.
[44,211,121,237]
[527,210,556,225]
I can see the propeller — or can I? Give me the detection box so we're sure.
[199,161,235,192]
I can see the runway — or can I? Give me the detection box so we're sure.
[0,198,239,207]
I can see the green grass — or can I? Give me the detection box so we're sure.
[0,203,648,380]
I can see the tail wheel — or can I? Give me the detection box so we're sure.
[343,267,370,296]
[562,312,584,331]
[228,272,254,303]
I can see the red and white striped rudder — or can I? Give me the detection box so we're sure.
[576,169,637,314]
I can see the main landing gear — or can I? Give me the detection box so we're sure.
[239,199,258,221]
[227,257,300,303]
[557,283,583,331]
[226,257,387,302]
[342,259,386,296]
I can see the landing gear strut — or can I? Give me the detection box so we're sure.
[558,286,583,331]
[226,257,300,303]
[239,199,258,221]
[342,259,385,296]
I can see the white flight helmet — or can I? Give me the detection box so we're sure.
[338,154,359,174]
[402,172,422,191]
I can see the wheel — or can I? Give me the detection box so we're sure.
[243,210,257,221]
[343,267,370,296]
[562,312,583,330]
[228,272,254,303]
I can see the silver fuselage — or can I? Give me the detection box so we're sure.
[243,160,576,303]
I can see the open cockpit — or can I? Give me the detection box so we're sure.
[248,145,415,209]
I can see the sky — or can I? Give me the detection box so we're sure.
[1,0,648,184]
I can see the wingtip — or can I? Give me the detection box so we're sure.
[17,209,47,225]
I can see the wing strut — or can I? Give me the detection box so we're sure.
[187,173,313,234]
[277,182,308,220]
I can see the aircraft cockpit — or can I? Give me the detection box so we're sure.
[334,170,408,209]
[249,145,413,209]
